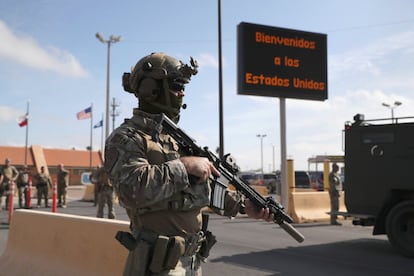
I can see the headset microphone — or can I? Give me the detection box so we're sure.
[182,103,187,109]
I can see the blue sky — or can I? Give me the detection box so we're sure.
[1,0,414,171]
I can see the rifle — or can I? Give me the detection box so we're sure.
[159,114,304,243]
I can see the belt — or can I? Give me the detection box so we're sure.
[136,229,205,257]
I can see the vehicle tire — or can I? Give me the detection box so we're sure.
[385,200,414,257]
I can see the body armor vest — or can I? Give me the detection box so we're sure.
[106,111,211,216]
[134,130,210,215]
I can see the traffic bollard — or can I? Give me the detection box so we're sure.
[52,181,57,213]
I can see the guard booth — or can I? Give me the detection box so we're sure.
[307,155,344,172]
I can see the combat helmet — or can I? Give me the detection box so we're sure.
[122,52,198,120]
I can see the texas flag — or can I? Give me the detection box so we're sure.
[17,114,28,127]
[76,106,92,120]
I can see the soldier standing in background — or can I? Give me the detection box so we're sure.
[95,166,115,219]
[17,165,30,208]
[0,158,19,210]
[57,164,69,208]
[35,166,52,208]
[329,163,343,225]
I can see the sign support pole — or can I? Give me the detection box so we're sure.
[279,97,288,211]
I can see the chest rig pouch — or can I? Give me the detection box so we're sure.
[135,130,210,215]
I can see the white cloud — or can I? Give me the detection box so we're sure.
[0,20,89,78]
[330,30,414,80]
[195,53,219,69]
[0,106,23,122]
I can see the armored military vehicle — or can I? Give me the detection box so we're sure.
[343,114,414,257]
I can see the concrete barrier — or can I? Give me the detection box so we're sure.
[0,209,129,276]
[289,191,346,223]
[82,183,95,201]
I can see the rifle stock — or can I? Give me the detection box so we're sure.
[159,114,304,243]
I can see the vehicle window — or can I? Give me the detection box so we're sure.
[294,171,310,188]
[239,174,259,184]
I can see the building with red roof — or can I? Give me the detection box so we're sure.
[0,145,103,185]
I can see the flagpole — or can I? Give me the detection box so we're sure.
[101,113,104,156]
[90,103,93,169]
[24,100,30,166]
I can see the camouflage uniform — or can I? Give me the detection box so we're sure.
[57,165,70,207]
[89,166,100,206]
[105,110,244,275]
[17,167,30,208]
[329,163,343,225]
[0,161,19,210]
[35,168,52,208]
[95,166,115,219]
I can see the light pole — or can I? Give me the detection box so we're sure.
[382,101,402,123]
[257,134,267,175]
[95,32,121,140]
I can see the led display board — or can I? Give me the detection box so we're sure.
[237,22,327,101]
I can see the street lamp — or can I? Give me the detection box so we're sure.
[256,134,267,175]
[382,101,402,123]
[95,32,121,140]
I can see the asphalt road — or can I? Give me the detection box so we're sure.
[202,216,414,276]
[1,187,413,275]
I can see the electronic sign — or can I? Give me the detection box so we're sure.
[237,22,327,101]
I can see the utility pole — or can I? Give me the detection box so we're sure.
[95,32,121,139]
[257,134,267,175]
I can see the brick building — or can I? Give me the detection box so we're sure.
[0,145,103,185]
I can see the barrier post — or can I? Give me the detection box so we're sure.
[8,181,14,224]
[27,177,32,209]
[287,159,295,193]
[52,181,57,213]
[287,159,295,219]
[323,159,330,191]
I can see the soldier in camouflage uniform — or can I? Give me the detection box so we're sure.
[57,163,70,208]
[329,163,343,225]
[35,166,52,208]
[95,166,115,219]
[17,165,30,208]
[104,52,273,276]
[0,158,19,211]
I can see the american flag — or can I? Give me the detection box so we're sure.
[76,106,92,120]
